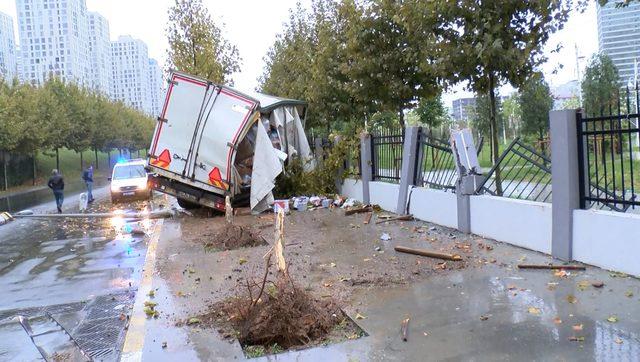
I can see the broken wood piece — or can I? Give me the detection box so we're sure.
[517,264,586,270]
[363,212,373,225]
[401,317,410,342]
[394,246,462,261]
[375,214,414,224]
[344,206,372,216]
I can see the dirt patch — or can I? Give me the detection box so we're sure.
[193,269,365,358]
[203,224,266,250]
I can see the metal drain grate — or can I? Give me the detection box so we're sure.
[71,291,136,361]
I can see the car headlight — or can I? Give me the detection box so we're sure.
[110,183,119,192]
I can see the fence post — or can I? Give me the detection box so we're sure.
[550,109,581,260]
[360,131,372,205]
[396,126,420,214]
[314,137,324,166]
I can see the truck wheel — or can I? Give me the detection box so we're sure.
[177,197,199,209]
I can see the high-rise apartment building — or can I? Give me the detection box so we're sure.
[0,12,18,80]
[15,0,90,85]
[147,58,164,116]
[111,35,152,114]
[88,11,110,96]
[597,2,640,84]
[451,97,476,122]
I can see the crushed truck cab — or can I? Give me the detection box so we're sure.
[147,71,312,212]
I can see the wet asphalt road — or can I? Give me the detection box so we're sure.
[0,187,162,360]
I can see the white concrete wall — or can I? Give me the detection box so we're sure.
[573,210,640,277]
[340,178,364,202]
[470,195,552,254]
[369,181,399,212]
[409,188,458,229]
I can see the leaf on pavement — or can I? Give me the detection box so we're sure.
[577,281,589,291]
[614,337,623,344]
[625,290,634,298]
[553,316,562,324]
[572,324,583,331]
[607,315,618,323]
[569,336,585,342]
[355,313,366,320]
[527,307,541,315]
[187,317,201,325]
[566,295,578,304]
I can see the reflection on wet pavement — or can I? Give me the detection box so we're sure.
[0,190,163,360]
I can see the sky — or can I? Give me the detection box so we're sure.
[0,0,598,106]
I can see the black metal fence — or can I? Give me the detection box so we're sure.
[415,130,457,190]
[577,86,640,212]
[476,137,553,203]
[371,126,404,183]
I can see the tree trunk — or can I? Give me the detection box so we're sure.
[2,151,8,191]
[56,148,60,171]
[80,151,83,171]
[488,74,503,196]
[32,152,37,186]
[398,106,405,128]
[119,149,122,157]
[107,150,111,170]
[94,148,99,170]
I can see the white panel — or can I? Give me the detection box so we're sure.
[573,210,640,277]
[409,188,458,229]
[470,195,552,254]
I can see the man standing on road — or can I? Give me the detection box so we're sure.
[82,164,95,203]
[48,169,64,213]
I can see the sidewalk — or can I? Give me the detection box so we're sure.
[123,208,640,361]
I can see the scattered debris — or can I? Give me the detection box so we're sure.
[625,290,634,298]
[569,336,585,342]
[380,233,392,241]
[355,313,366,320]
[566,295,578,304]
[162,341,168,349]
[553,317,562,324]
[344,206,372,216]
[614,338,623,345]
[363,212,373,225]
[375,214,414,225]
[401,317,410,342]
[394,246,462,261]
[572,324,583,331]
[607,315,619,323]
[147,290,155,298]
[591,281,605,288]
[517,264,586,270]
[480,315,490,321]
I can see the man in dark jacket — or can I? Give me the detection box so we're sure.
[48,169,64,213]
[82,164,94,203]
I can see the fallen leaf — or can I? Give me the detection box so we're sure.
[380,233,391,241]
[119,313,126,321]
[569,336,585,342]
[323,283,332,287]
[144,301,157,308]
[162,341,168,349]
[554,270,568,278]
[591,281,605,288]
[507,285,517,290]
[480,315,489,321]
[572,324,583,331]
[577,281,590,291]
[187,317,201,325]
[625,290,634,298]
[566,295,578,304]
[553,317,562,324]
[614,338,623,345]
[238,257,248,265]
[609,272,628,278]
[528,307,541,315]
[607,315,618,323]
[423,332,429,336]
[330,262,337,268]
[355,313,366,320]
[147,290,155,297]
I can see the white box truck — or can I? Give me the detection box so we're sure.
[146,71,313,212]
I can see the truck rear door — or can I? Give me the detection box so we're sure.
[149,72,258,193]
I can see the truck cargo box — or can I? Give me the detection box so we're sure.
[147,71,312,212]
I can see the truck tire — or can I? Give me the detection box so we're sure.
[177,197,200,210]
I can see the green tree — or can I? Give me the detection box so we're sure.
[166,0,240,84]
[519,73,554,154]
[38,78,70,170]
[342,0,439,127]
[501,94,522,141]
[408,93,448,131]
[581,53,620,116]
[433,0,576,194]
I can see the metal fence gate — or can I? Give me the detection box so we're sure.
[475,137,553,203]
[371,126,404,183]
[577,87,640,212]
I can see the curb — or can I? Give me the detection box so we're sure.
[121,219,164,362]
